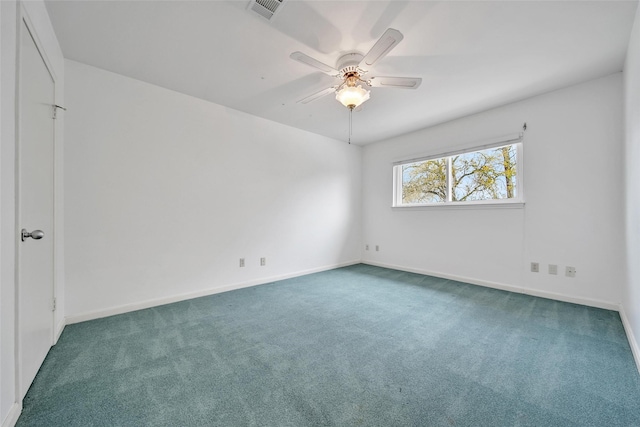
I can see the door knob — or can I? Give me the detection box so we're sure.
[21,229,44,241]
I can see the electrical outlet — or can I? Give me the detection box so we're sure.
[548,264,557,275]
[260,257,266,266]
[365,244,369,250]
[565,266,576,278]
[375,245,380,252]
[239,258,245,268]
[531,262,539,273]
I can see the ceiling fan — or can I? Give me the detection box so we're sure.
[290,28,422,111]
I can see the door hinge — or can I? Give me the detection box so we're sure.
[52,104,66,120]
[52,297,56,312]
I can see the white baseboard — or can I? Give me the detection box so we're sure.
[1,402,21,427]
[66,260,361,325]
[619,304,640,374]
[362,260,619,311]
[54,318,65,344]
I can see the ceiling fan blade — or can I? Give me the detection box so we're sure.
[297,87,337,104]
[369,76,422,89]
[290,52,338,75]
[359,28,404,68]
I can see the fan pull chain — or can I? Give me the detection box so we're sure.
[348,107,353,144]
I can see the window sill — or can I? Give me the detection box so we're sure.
[391,201,525,211]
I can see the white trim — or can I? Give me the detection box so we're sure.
[1,402,21,427]
[392,201,525,210]
[516,135,525,202]
[392,166,401,207]
[54,318,65,344]
[66,260,361,324]
[19,6,56,82]
[446,156,452,202]
[362,260,619,311]
[619,304,640,374]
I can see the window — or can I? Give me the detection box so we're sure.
[393,137,522,207]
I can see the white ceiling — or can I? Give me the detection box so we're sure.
[45,0,638,145]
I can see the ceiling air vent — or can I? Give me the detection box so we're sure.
[248,0,284,21]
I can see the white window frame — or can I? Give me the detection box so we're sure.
[392,133,525,209]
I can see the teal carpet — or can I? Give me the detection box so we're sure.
[17,264,640,426]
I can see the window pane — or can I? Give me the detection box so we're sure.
[451,144,517,202]
[401,158,447,204]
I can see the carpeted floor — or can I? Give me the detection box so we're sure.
[17,264,640,426]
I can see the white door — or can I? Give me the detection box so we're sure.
[18,18,55,398]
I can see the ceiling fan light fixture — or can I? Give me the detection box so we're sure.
[335,85,370,109]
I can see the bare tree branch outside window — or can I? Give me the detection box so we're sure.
[400,144,517,204]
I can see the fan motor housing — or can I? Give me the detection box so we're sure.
[337,52,366,78]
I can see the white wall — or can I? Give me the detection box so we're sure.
[623,5,640,370]
[64,60,361,321]
[362,73,625,309]
[1,1,64,425]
